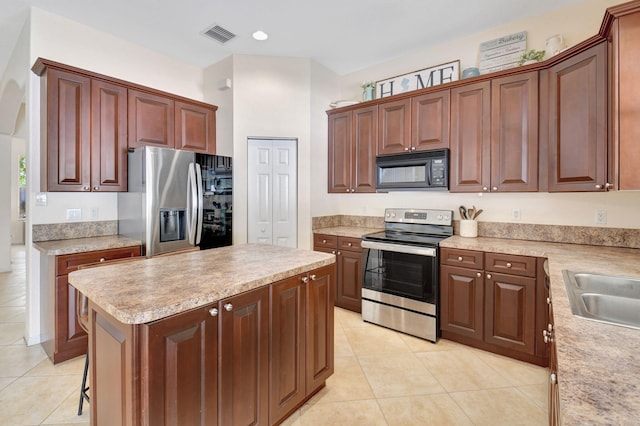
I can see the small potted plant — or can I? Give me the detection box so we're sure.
[361,81,375,101]
[518,49,546,66]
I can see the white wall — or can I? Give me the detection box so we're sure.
[10,136,26,245]
[310,0,640,229]
[206,55,314,248]
[0,135,11,271]
[203,56,234,158]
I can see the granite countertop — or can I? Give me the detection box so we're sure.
[313,226,383,238]
[33,235,142,256]
[68,244,335,325]
[441,236,640,425]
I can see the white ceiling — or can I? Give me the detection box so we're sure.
[2,0,586,76]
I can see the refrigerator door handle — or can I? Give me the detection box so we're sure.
[195,163,203,245]
[187,163,198,244]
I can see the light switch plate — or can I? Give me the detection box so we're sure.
[35,193,47,206]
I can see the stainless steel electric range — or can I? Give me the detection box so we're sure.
[361,208,453,342]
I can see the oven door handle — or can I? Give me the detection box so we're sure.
[361,240,436,257]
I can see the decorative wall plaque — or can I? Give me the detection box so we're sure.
[375,60,460,99]
[478,31,527,74]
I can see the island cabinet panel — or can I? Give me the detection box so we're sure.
[269,276,306,424]
[175,100,216,154]
[41,245,141,365]
[440,248,547,366]
[378,98,411,155]
[89,303,138,426]
[219,286,270,426]
[411,89,450,151]
[306,264,335,394]
[43,67,91,192]
[490,72,539,192]
[449,81,491,192]
[128,89,175,149]
[143,306,217,426]
[91,79,128,192]
[545,42,607,192]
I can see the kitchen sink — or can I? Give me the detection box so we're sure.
[563,271,640,330]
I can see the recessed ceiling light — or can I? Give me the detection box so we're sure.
[252,30,268,41]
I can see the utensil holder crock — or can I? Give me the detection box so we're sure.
[460,220,478,238]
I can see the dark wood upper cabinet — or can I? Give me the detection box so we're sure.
[606,3,640,190]
[378,98,411,155]
[328,110,352,193]
[128,89,175,149]
[450,81,491,192]
[91,80,128,192]
[175,100,216,154]
[490,72,539,192]
[327,106,377,193]
[43,67,91,192]
[546,42,608,192]
[411,89,450,151]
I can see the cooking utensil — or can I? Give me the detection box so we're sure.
[459,206,468,220]
[473,209,483,220]
[467,207,475,220]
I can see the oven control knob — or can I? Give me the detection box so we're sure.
[437,214,443,220]
[390,213,396,218]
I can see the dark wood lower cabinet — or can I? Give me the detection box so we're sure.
[40,246,141,364]
[86,264,334,425]
[440,248,548,366]
[219,287,270,426]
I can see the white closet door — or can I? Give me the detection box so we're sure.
[247,138,297,247]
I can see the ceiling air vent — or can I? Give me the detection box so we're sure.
[203,24,236,44]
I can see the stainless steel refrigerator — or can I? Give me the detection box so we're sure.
[118,146,232,257]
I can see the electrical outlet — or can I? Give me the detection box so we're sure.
[66,208,82,221]
[90,207,99,220]
[512,208,521,221]
[595,210,607,225]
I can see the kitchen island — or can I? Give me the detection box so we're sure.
[68,244,336,426]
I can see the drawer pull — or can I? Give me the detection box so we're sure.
[347,242,352,247]
[457,256,463,261]
[506,262,512,268]
[322,239,327,243]
[99,258,106,263]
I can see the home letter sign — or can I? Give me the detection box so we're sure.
[375,60,460,99]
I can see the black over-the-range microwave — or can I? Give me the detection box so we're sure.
[375,148,449,191]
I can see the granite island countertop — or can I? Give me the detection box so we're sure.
[441,236,640,426]
[33,235,142,256]
[68,244,335,325]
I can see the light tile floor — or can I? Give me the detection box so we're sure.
[0,246,548,425]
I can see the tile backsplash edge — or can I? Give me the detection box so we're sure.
[313,215,640,249]
[32,220,118,242]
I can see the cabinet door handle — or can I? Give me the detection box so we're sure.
[83,186,90,191]
[411,146,416,151]
[310,274,317,281]
[351,189,355,193]
[404,147,409,151]
[331,250,336,255]
[93,186,99,191]
[482,186,488,192]
[595,184,602,189]
[547,297,552,305]
[224,303,233,312]
[506,262,512,268]
[209,308,218,317]
[550,373,557,384]
[492,186,498,191]
[345,188,350,193]
[337,251,341,255]
[486,274,492,279]
[476,272,482,278]
[301,276,309,284]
